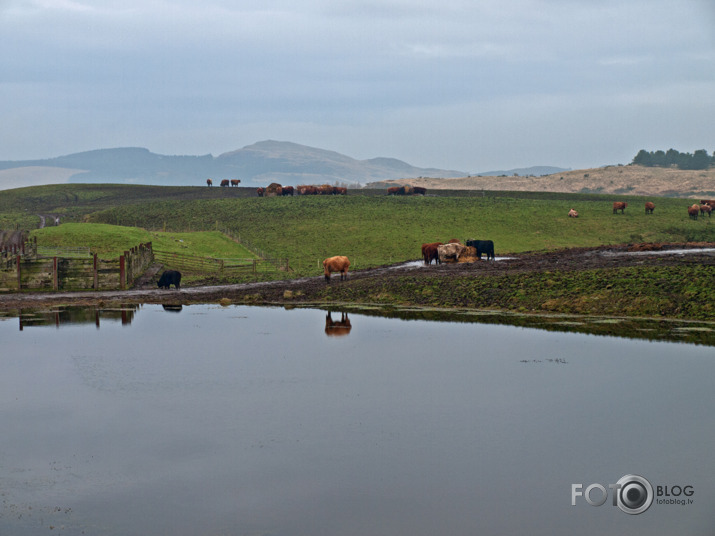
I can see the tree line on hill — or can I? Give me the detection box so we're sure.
[631,148,713,170]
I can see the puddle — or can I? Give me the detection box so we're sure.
[390,257,515,269]
[602,248,715,257]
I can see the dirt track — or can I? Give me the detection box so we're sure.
[1,243,714,311]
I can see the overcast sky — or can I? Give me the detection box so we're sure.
[1,0,714,172]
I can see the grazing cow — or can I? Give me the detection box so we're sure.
[413,186,427,195]
[157,270,181,289]
[465,239,495,260]
[700,200,715,207]
[298,185,318,195]
[613,201,627,214]
[645,202,655,215]
[230,179,240,187]
[387,187,400,195]
[688,204,700,220]
[281,185,294,196]
[333,186,347,195]
[437,243,466,263]
[256,187,264,197]
[421,242,443,265]
[220,179,230,187]
[325,312,352,337]
[265,183,283,197]
[700,204,712,217]
[206,179,213,187]
[568,208,579,218]
[323,256,350,282]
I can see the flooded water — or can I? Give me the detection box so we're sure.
[1,304,714,535]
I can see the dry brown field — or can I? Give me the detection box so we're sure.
[373,165,715,198]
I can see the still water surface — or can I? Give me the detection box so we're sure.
[0,304,713,535]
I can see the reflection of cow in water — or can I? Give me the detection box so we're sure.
[325,311,352,337]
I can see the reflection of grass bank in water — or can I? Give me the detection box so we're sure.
[314,265,715,321]
[310,305,715,346]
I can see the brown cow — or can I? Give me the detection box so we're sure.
[448,238,461,244]
[281,185,294,196]
[421,242,443,265]
[230,179,240,187]
[688,204,700,220]
[700,200,715,207]
[568,208,578,218]
[206,178,213,187]
[323,256,350,282]
[645,202,655,214]
[333,186,347,195]
[613,201,627,214]
[700,204,712,217]
[220,179,230,187]
[387,187,400,195]
[413,186,427,195]
[325,312,352,337]
[265,183,283,196]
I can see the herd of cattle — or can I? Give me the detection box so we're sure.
[421,239,495,265]
[567,200,714,219]
[206,179,241,187]
[205,180,433,198]
[257,183,348,197]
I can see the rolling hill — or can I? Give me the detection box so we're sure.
[0,141,467,190]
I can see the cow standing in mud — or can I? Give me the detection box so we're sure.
[421,242,443,265]
[437,243,466,263]
[157,270,182,289]
[466,239,495,260]
[323,256,350,282]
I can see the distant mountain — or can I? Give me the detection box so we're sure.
[0,141,467,189]
[476,166,570,177]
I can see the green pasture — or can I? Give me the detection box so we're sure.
[3,184,713,278]
[84,194,714,275]
[30,223,256,260]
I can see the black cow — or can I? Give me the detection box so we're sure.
[157,270,182,289]
[466,239,495,260]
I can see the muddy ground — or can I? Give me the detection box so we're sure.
[1,242,713,312]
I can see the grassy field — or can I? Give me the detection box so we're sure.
[30,223,255,259]
[84,193,714,275]
[2,184,713,276]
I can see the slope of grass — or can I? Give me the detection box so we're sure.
[85,194,714,274]
[30,223,255,260]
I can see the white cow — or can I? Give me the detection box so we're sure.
[437,243,466,263]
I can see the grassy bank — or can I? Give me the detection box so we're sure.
[312,265,715,320]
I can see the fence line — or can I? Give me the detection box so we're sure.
[154,249,260,274]
[0,242,153,292]
[218,227,290,272]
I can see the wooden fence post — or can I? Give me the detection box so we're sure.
[120,254,126,290]
[93,253,98,290]
[53,256,58,291]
